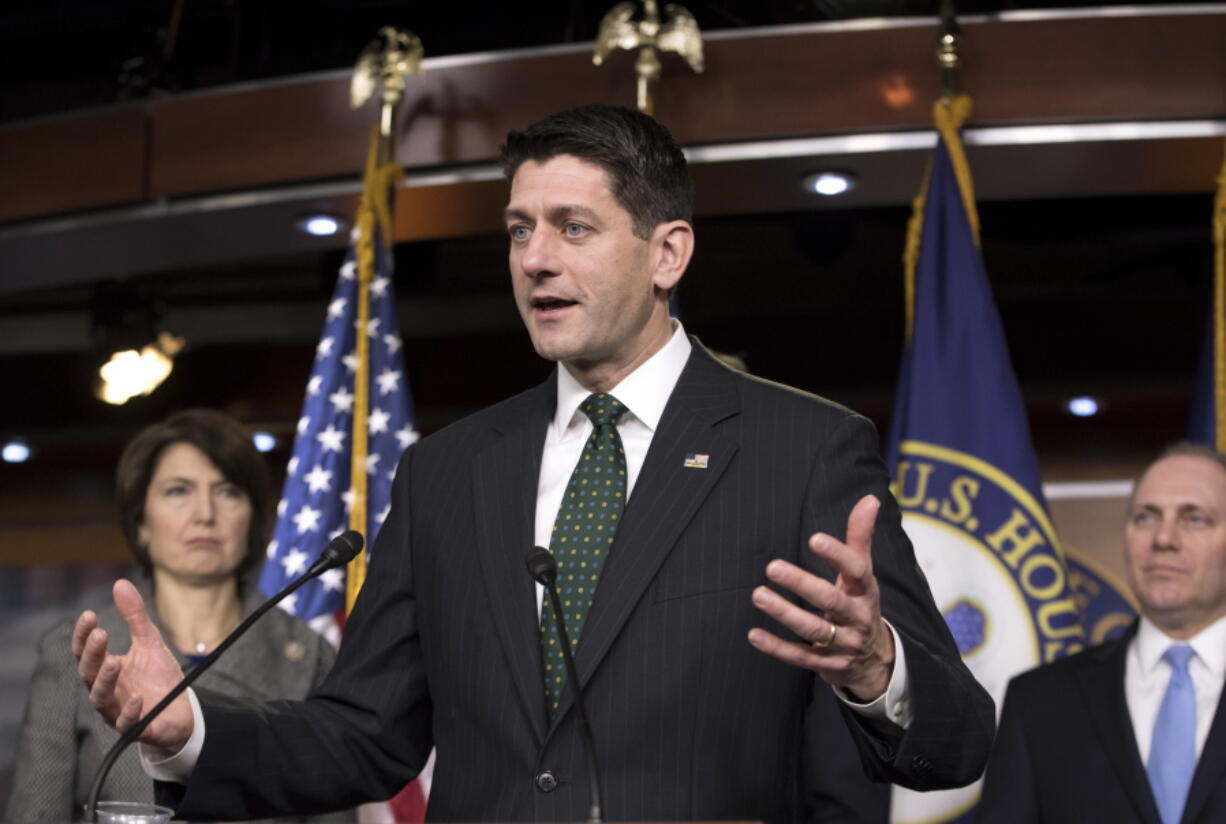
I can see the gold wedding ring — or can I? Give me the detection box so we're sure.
[812,622,838,649]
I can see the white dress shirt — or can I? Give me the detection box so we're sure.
[1126,613,1226,763]
[144,320,912,780]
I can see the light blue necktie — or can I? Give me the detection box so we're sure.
[1147,645,1197,824]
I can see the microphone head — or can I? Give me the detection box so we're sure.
[525,547,557,585]
[323,530,365,568]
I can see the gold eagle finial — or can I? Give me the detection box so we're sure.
[351,27,425,138]
[593,1,703,115]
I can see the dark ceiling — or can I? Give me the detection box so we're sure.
[1,0,1205,124]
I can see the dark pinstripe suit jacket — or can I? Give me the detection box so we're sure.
[170,342,994,823]
[979,624,1226,824]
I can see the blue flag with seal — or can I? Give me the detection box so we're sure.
[885,95,1086,824]
[260,130,417,642]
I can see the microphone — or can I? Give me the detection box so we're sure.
[526,547,603,824]
[85,530,365,822]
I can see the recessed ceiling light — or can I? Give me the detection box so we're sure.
[802,171,857,197]
[1066,396,1100,417]
[252,432,277,453]
[2,439,32,463]
[295,214,346,237]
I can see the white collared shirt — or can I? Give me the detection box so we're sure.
[533,321,693,563]
[1126,614,1226,762]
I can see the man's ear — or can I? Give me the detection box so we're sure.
[651,220,694,293]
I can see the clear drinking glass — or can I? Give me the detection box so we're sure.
[91,801,174,824]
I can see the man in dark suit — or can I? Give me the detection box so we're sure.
[980,443,1226,824]
[74,105,992,822]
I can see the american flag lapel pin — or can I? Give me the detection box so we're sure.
[683,453,710,469]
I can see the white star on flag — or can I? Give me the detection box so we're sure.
[395,425,419,450]
[287,456,299,476]
[266,539,278,559]
[342,352,359,373]
[383,333,402,355]
[297,416,310,435]
[371,276,390,297]
[277,498,288,517]
[307,375,323,396]
[327,298,347,320]
[356,317,381,339]
[304,464,333,493]
[320,568,345,593]
[365,453,381,475]
[293,505,322,534]
[368,407,390,435]
[329,387,355,414]
[279,593,299,615]
[376,368,401,395]
[281,547,310,576]
[316,337,334,358]
[341,487,359,513]
[376,503,391,526]
[317,425,346,452]
[340,261,356,280]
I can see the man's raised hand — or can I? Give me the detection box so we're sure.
[73,579,195,753]
[747,494,896,701]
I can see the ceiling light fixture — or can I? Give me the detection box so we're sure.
[1066,396,1100,417]
[295,214,347,237]
[98,331,186,405]
[801,171,857,197]
[252,432,278,453]
[2,439,32,463]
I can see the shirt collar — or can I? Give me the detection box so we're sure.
[1136,613,1226,678]
[552,320,692,439]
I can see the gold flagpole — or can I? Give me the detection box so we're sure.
[345,28,422,613]
[903,1,976,342]
[593,0,703,116]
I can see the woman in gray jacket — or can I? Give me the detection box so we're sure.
[6,409,339,821]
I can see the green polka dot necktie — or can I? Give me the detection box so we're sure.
[540,393,629,719]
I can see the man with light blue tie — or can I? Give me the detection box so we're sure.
[981,442,1226,824]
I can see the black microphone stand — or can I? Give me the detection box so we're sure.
[527,547,604,824]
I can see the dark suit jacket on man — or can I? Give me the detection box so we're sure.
[166,342,994,823]
[980,624,1226,824]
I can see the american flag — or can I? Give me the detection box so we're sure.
[259,223,417,640]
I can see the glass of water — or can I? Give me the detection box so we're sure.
[91,801,174,824]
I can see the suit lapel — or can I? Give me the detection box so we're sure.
[471,377,554,741]
[1182,680,1226,823]
[550,344,740,728]
[1077,627,1163,824]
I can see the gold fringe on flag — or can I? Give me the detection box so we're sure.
[346,124,405,613]
[1214,139,1226,453]
[902,94,978,342]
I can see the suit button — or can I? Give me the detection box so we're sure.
[910,755,932,777]
[536,771,558,792]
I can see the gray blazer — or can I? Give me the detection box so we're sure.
[5,579,338,821]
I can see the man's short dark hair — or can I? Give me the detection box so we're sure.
[501,104,693,240]
[1128,441,1226,510]
[115,408,270,579]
